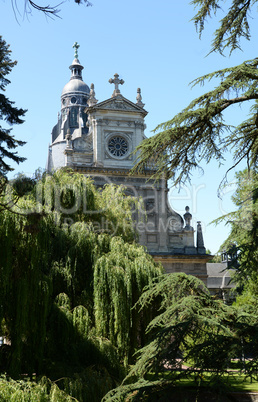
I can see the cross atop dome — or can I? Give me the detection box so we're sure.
[69,43,84,81]
[73,42,80,59]
[109,73,124,97]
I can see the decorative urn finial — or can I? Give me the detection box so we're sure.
[88,83,98,106]
[136,87,145,108]
[184,206,192,228]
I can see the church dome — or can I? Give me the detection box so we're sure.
[62,79,90,96]
[61,48,90,97]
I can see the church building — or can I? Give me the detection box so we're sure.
[46,44,210,284]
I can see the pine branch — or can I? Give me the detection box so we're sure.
[0,37,26,176]
[132,59,258,187]
[191,0,257,55]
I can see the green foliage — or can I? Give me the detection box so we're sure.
[133,59,258,186]
[0,169,257,400]
[206,251,221,263]
[132,8,258,376]
[0,375,76,401]
[131,273,235,377]
[191,0,257,55]
[216,169,258,288]
[133,2,258,191]
[104,273,258,400]
[94,237,163,365]
[0,36,26,176]
[11,174,36,197]
[0,169,162,400]
[234,286,258,316]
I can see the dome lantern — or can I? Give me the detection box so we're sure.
[61,42,90,98]
[69,42,84,80]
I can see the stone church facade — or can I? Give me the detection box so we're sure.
[46,44,209,283]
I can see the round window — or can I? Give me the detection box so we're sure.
[71,96,77,104]
[108,136,128,157]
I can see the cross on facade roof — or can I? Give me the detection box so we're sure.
[109,73,124,97]
[73,42,80,59]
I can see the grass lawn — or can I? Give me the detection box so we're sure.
[146,369,258,393]
[174,373,258,392]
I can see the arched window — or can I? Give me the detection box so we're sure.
[82,111,88,128]
[70,107,78,127]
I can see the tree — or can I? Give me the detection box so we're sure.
[0,36,26,177]
[0,170,162,400]
[191,0,258,56]
[11,0,92,19]
[206,248,221,262]
[103,273,258,401]
[216,169,258,289]
[133,1,258,188]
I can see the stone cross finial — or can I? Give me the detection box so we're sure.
[73,42,80,59]
[109,73,124,97]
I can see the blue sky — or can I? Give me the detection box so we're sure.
[2,0,257,253]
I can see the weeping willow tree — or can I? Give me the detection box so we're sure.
[94,237,163,366]
[0,169,162,400]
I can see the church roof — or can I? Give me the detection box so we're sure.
[62,79,90,96]
[206,263,235,289]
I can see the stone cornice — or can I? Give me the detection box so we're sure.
[71,165,157,178]
[152,254,212,264]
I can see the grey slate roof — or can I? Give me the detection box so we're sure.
[206,263,235,289]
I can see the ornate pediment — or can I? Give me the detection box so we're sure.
[87,95,148,116]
